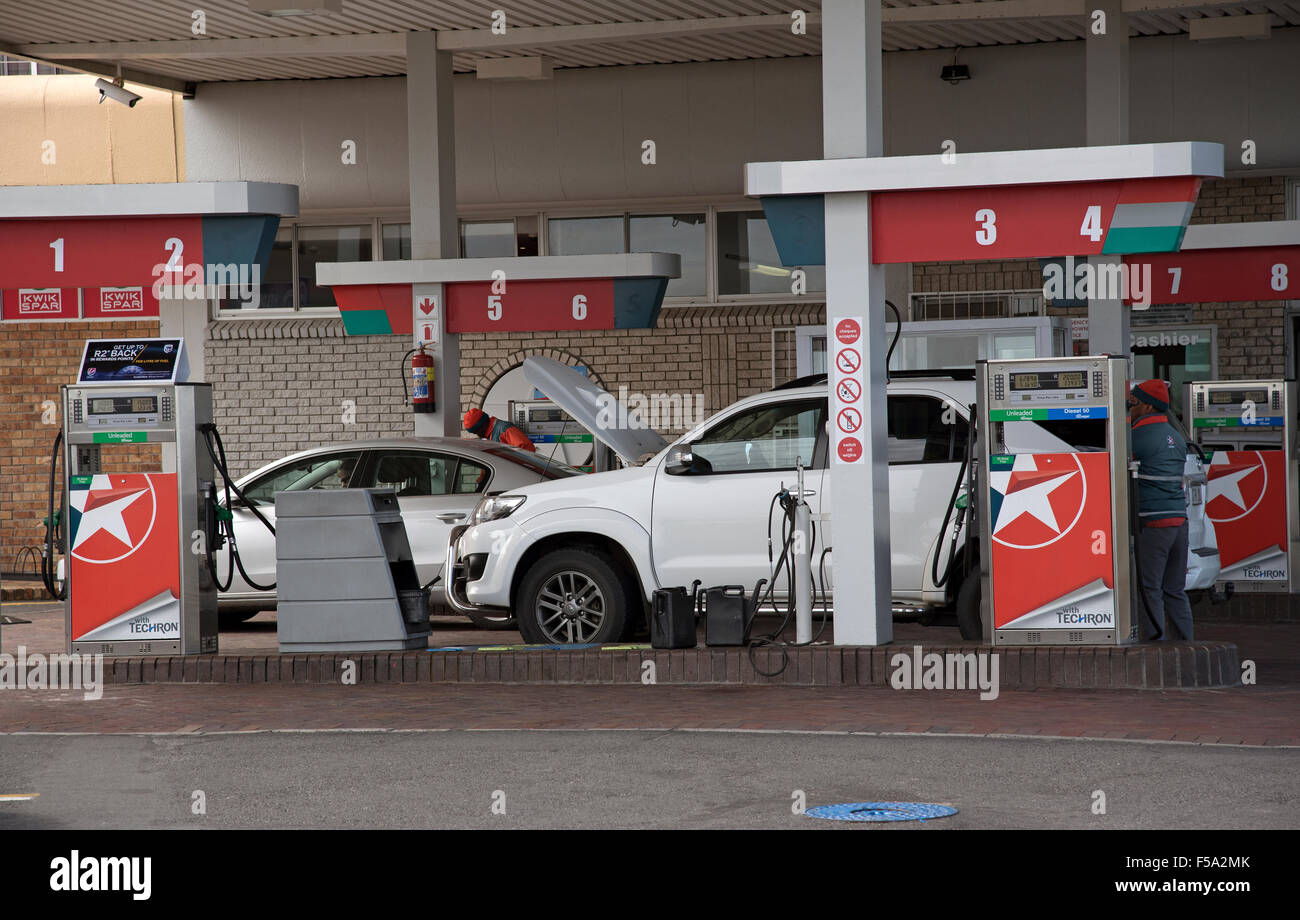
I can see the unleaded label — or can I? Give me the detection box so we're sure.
[92,431,147,443]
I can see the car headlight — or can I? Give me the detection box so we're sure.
[470,494,527,526]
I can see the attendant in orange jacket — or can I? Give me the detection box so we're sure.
[463,407,537,452]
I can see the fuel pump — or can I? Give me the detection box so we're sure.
[1186,379,1299,593]
[58,338,218,657]
[509,399,602,472]
[975,355,1135,646]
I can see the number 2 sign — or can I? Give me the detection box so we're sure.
[0,217,204,289]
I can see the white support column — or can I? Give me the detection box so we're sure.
[158,296,206,474]
[1086,0,1130,357]
[822,0,892,646]
[406,30,460,437]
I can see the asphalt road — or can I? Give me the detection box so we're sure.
[1,730,1295,830]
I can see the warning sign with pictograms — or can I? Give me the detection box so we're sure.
[831,316,866,465]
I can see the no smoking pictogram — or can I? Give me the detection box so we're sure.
[837,407,862,434]
[835,348,861,374]
[836,378,861,403]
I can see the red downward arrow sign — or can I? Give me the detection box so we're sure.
[418,298,436,315]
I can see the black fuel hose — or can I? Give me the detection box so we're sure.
[932,407,979,590]
[199,423,277,592]
[41,430,66,601]
[885,299,902,380]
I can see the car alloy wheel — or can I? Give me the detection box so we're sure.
[535,570,607,644]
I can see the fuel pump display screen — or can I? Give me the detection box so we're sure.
[1209,388,1268,406]
[1010,371,1086,391]
[528,407,567,424]
[89,396,158,415]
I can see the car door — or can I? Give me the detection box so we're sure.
[356,449,491,587]
[651,397,826,595]
[223,450,366,597]
[818,391,969,598]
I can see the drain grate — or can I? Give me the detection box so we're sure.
[805,802,958,823]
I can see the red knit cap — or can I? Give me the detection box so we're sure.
[463,408,486,430]
[1130,379,1170,411]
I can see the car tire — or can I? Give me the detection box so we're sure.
[955,571,982,641]
[515,547,630,645]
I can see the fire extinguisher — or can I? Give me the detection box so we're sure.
[411,345,435,413]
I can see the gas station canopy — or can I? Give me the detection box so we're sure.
[317,252,681,336]
[747,142,1225,266]
[0,181,298,320]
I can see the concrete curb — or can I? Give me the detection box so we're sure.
[95,641,1242,690]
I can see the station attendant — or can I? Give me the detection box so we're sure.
[1127,379,1193,640]
[463,407,537,452]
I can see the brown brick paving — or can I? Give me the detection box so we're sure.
[2,681,1298,746]
[3,602,1298,745]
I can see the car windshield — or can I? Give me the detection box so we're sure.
[479,445,582,479]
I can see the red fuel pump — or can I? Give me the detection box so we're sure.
[411,346,435,413]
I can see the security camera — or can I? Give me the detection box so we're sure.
[95,78,142,108]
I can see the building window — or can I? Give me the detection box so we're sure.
[716,210,825,296]
[298,226,371,308]
[548,216,625,255]
[461,220,517,259]
[382,223,410,261]
[547,212,707,298]
[221,223,371,312]
[629,214,706,297]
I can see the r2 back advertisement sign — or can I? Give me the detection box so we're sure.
[78,338,186,384]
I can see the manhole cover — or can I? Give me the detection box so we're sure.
[805,802,958,823]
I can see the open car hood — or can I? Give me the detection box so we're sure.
[523,356,669,464]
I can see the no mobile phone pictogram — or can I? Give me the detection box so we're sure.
[835,318,861,345]
[837,407,862,434]
[837,438,863,462]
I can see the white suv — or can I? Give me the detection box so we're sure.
[444,358,1217,644]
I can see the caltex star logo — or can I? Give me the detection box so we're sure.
[989,454,1087,550]
[1206,452,1266,523]
[68,474,157,564]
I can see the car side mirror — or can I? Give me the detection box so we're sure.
[664,444,712,476]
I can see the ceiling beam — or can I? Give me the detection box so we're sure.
[0,42,191,94]
[13,32,405,60]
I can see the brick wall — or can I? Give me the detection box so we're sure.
[201,304,825,477]
[0,320,161,573]
[458,303,826,438]
[1186,176,1289,381]
[205,319,413,478]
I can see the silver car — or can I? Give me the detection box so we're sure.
[216,437,579,625]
